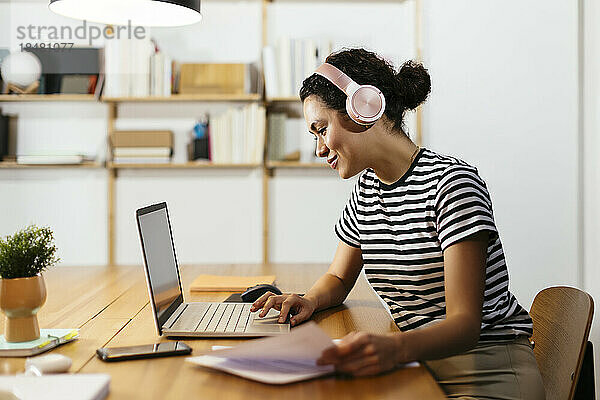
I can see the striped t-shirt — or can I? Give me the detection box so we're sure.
[335,148,533,342]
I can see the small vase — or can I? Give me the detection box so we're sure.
[0,274,47,342]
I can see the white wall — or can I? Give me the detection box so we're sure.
[583,0,600,394]
[0,0,415,265]
[422,0,580,309]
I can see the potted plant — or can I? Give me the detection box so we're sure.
[0,225,59,342]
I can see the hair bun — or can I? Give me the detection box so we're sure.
[396,60,431,111]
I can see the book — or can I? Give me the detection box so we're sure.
[109,130,173,148]
[111,157,171,164]
[189,274,276,292]
[208,104,265,164]
[0,329,78,357]
[112,147,172,158]
[16,155,91,165]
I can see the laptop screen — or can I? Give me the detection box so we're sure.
[136,203,183,333]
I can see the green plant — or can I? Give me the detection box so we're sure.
[0,225,60,279]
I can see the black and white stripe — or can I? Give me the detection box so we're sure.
[335,148,533,342]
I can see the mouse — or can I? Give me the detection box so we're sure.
[24,353,72,375]
[241,284,282,303]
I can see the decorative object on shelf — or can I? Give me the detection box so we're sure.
[48,0,202,27]
[178,63,260,95]
[188,116,210,161]
[24,47,102,95]
[0,52,42,95]
[0,112,17,162]
[0,225,59,343]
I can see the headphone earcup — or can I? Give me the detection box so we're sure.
[346,85,386,126]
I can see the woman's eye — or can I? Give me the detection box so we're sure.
[317,127,327,136]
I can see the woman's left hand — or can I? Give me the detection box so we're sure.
[316,331,405,377]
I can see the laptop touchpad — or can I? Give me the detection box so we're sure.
[246,309,290,334]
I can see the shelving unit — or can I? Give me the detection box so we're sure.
[0,161,102,169]
[266,161,329,169]
[107,162,262,169]
[0,94,97,102]
[102,93,262,103]
[265,97,301,103]
[1,0,423,265]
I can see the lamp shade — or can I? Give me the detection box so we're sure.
[48,0,202,27]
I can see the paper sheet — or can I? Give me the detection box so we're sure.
[187,323,420,384]
[187,322,335,384]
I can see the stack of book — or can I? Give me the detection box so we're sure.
[209,103,265,164]
[267,113,316,163]
[263,37,332,99]
[104,38,173,98]
[110,130,173,164]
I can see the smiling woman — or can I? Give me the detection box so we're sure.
[252,48,546,399]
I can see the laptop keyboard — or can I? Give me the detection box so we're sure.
[169,303,254,333]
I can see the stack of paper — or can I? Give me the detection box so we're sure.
[187,322,335,384]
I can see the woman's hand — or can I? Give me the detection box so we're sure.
[250,292,316,326]
[317,331,405,377]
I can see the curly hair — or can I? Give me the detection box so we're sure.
[299,48,431,134]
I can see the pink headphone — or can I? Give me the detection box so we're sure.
[314,63,386,126]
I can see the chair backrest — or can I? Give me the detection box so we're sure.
[529,286,594,400]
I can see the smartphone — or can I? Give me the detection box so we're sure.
[96,341,191,362]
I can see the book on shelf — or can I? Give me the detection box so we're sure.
[104,36,157,98]
[267,113,316,162]
[209,103,265,164]
[112,147,172,158]
[264,37,331,99]
[109,130,173,163]
[16,154,93,165]
[111,156,171,164]
[0,328,78,357]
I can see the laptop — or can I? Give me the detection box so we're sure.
[136,202,290,337]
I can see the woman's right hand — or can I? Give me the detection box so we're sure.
[250,292,316,326]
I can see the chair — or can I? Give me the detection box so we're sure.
[529,286,594,400]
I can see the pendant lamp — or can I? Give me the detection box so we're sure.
[48,0,202,27]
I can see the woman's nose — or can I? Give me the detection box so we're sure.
[315,136,329,158]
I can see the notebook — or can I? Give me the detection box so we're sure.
[0,329,79,357]
[189,274,276,292]
[0,374,109,400]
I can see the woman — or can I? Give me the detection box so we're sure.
[251,48,545,399]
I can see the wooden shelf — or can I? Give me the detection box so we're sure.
[102,93,262,103]
[0,94,97,102]
[266,97,301,103]
[266,161,328,169]
[0,161,101,169]
[107,162,262,169]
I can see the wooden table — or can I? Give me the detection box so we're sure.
[0,265,445,399]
